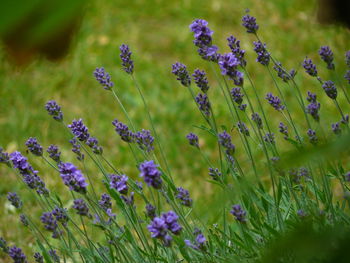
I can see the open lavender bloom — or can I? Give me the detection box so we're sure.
[120,44,134,74]
[176,187,193,207]
[192,69,210,93]
[306,91,321,122]
[47,145,61,163]
[69,138,84,161]
[139,160,162,189]
[237,121,250,136]
[307,129,318,145]
[218,53,241,80]
[227,35,246,66]
[185,228,206,250]
[319,46,335,70]
[279,122,289,139]
[135,129,154,153]
[110,174,129,195]
[94,67,114,90]
[195,93,211,116]
[186,132,199,148]
[68,119,90,142]
[112,119,135,143]
[242,14,259,33]
[303,57,318,77]
[266,93,285,111]
[86,136,103,155]
[73,199,89,217]
[58,162,88,194]
[7,192,22,209]
[10,151,48,195]
[251,113,263,129]
[230,204,247,222]
[253,41,270,66]
[218,131,235,156]
[322,80,337,100]
[40,212,61,239]
[172,62,191,87]
[9,246,27,263]
[25,137,43,156]
[45,100,63,121]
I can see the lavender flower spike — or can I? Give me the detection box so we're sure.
[120,44,134,74]
[7,192,22,209]
[86,136,103,155]
[47,145,61,163]
[94,67,114,90]
[73,199,89,216]
[109,174,129,195]
[9,246,27,263]
[192,69,209,93]
[319,46,335,70]
[176,187,193,207]
[0,147,10,166]
[139,160,162,189]
[230,204,247,222]
[303,57,318,77]
[195,93,211,116]
[218,53,240,78]
[253,41,270,66]
[58,162,88,194]
[45,100,63,121]
[266,93,285,111]
[242,13,259,33]
[68,119,90,142]
[186,132,199,148]
[112,119,135,143]
[172,62,191,87]
[25,137,43,156]
[322,80,337,100]
[135,129,154,153]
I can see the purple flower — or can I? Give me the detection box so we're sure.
[195,93,211,116]
[0,237,8,253]
[34,252,43,263]
[239,104,247,111]
[230,204,247,222]
[0,147,10,166]
[7,192,22,209]
[227,35,246,66]
[52,206,69,227]
[109,174,129,195]
[307,129,318,145]
[99,193,112,211]
[230,87,244,105]
[251,113,263,129]
[10,151,48,195]
[25,137,43,156]
[185,229,206,250]
[192,69,209,93]
[197,45,219,61]
[147,217,168,242]
[209,167,221,181]
[253,41,270,66]
[162,211,182,235]
[172,62,191,87]
[47,145,61,163]
[73,199,89,216]
[242,14,259,33]
[319,46,334,70]
[135,129,154,153]
[40,212,61,239]
[176,187,193,207]
[112,119,135,143]
[279,122,289,139]
[121,192,134,206]
[45,100,63,121]
[218,131,235,156]
[68,119,90,142]
[322,80,337,100]
[94,67,114,90]
[266,93,285,111]
[186,132,199,148]
[146,204,156,219]
[303,57,318,77]
[306,92,321,122]
[86,136,103,154]
[218,53,240,78]
[69,138,84,161]
[9,246,27,263]
[139,160,162,189]
[237,121,250,136]
[58,162,88,194]
[332,122,341,135]
[273,62,294,82]
[263,133,275,144]
[20,214,29,227]
[344,70,350,84]
[119,44,134,74]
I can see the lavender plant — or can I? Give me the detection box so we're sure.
[1,11,350,263]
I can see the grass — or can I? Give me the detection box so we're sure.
[1,0,350,260]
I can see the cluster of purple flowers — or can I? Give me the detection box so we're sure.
[119,44,134,74]
[189,19,218,61]
[25,137,43,156]
[345,51,350,83]
[45,100,63,122]
[195,93,211,116]
[253,41,270,66]
[139,160,162,189]
[73,199,90,216]
[145,204,156,219]
[319,46,335,70]
[172,62,191,87]
[322,80,337,100]
[185,228,206,250]
[242,13,259,33]
[110,174,129,195]
[52,206,69,227]
[186,132,199,148]
[147,211,182,246]
[332,122,341,135]
[34,252,44,263]
[10,151,48,195]
[279,122,289,139]
[218,131,235,156]
[237,121,250,136]
[40,211,61,238]
[263,132,275,144]
[58,162,88,194]
[307,129,318,145]
[231,87,246,111]
[176,187,193,207]
[218,53,243,85]
[47,144,61,163]
[209,167,221,181]
[8,246,27,263]
[0,147,10,166]
[251,113,263,129]
[303,57,318,77]
[266,93,285,111]
[111,119,135,142]
[227,35,246,66]
[86,136,103,155]
[230,204,247,222]
[96,194,116,222]
[192,69,209,93]
[94,67,114,90]
[69,138,84,161]
[273,62,295,82]
[68,119,90,142]
[7,192,22,209]
[20,214,29,227]
[306,91,321,122]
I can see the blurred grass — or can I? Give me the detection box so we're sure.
[0,0,350,259]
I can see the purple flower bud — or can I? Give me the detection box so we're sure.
[230,87,244,105]
[73,199,89,216]
[0,237,8,253]
[332,122,342,135]
[25,137,43,156]
[237,121,250,136]
[344,171,350,182]
[40,212,61,239]
[192,69,209,93]
[135,129,154,153]
[7,192,22,209]
[172,62,191,87]
[239,104,247,111]
[176,187,193,207]
[20,214,29,227]
[322,80,337,100]
[242,14,259,33]
[69,138,84,161]
[227,35,246,66]
[45,100,63,121]
[186,132,199,148]
[253,41,270,66]
[341,114,349,125]
[109,174,129,195]
[306,93,321,122]
[86,137,103,155]
[195,93,211,116]
[47,145,61,163]
[9,246,27,263]
[303,57,317,77]
[218,131,235,156]
[121,192,134,206]
[34,252,44,263]
[112,119,135,143]
[279,122,289,139]
[344,70,350,84]
[0,147,10,166]
[251,113,263,129]
[230,204,247,222]
[273,62,292,82]
[99,193,112,211]
[139,160,162,189]
[266,93,285,111]
[162,211,182,235]
[209,167,221,181]
[319,46,334,70]
[58,162,88,194]
[146,204,156,219]
[94,67,114,90]
[48,249,60,263]
[307,129,318,145]
[119,44,134,74]
[68,119,90,142]
[218,53,240,78]
[263,132,275,144]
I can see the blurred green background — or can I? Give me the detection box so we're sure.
[0,0,349,259]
